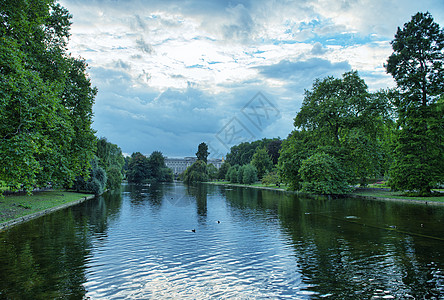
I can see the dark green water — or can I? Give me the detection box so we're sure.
[0,183,443,299]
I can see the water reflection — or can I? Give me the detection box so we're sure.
[223,188,444,298]
[0,183,443,299]
[0,190,123,299]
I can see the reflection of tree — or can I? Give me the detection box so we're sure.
[125,182,165,210]
[186,184,208,223]
[0,190,124,298]
[223,187,444,298]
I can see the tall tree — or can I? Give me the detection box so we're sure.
[196,142,209,163]
[278,130,314,190]
[96,137,125,189]
[127,152,150,184]
[386,12,444,195]
[0,0,97,191]
[147,151,166,181]
[217,161,231,180]
[182,160,209,184]
[293,71,392,185]
[251,147,273,179]
[266,139,282,165]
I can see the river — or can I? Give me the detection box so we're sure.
[0,182,443,299]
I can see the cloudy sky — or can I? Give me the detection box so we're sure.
[58,0,444,158]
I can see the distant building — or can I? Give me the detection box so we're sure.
[208,158,223,169]
[165,157,224,175]
[164,157,196,175]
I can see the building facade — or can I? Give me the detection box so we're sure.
[165,157,223,175]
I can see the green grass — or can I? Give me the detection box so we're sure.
[0,190,93,224]
[206,181,288,190]
[353,189,444,202]
[208,181,444,203]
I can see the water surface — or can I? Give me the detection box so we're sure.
[0,183,443,299]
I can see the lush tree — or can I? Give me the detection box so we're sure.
[217,161,231,180]
[126,151,172,184]
[196,142,209,163]
[96,137,125,189]
[182,160,209,184]
[261,171,280,186]
[123,156,131,175]
[73,156,106,195]
[226,165,240,183]
[386,12,444,195]
[148,151,165,180]
[127,152,150,183]
[295,71,388,146]
[299,152,352,195]
[242,164,258,184]
[278,130,313,190]
[251,147,273,179]
[237,164,245,183]
[106,166,123,191]
[226,142,257,166]
[0,0,97,192]
[148,151,173,183]
[207,164,218,180]
[293,71,392,185]
[226,138,279,166]
[159,167,173,182]
[266,139,282,165]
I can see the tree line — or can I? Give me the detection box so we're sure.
[2,4,441,198]
[125,151,173,184]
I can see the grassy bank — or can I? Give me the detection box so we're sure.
[207,181,288,190]
[206,181,444,204]
[0,190,94,225]
[352,189,444,203]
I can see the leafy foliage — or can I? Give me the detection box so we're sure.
[73,157,107,195]
[224,164,257,184]
[291,71,393,185]
[299,152,352,195]
[226,165,240,183]
[127,151,172,184]
[196,142,209,163]
[261,171,280,186]
[0,0,97,192]
[251,147,273,179]
[207,164,218,180]
[386,12,444,195]
[182,160,209,184]
[226,138,281,166]
[241,164,258,184]
[217,162,231,180]
[278,130,313,190]
[127,152,150,183]
[96,137,125,190]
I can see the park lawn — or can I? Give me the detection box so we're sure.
[208,181,444,203]
[0,190,93,224]
[206,181,288,190]
[353,189,444,203]
[250,182,289,189]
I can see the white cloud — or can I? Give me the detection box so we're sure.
[59,0,444,156]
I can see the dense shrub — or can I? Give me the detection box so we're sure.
[261,171,280,186]
[183,160,209,184]
[242,164,258,184]
[299,152,351,195]
[226,165,240,183]
[106,166,123,190]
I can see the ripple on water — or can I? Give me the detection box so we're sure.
[77,184,444,299]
